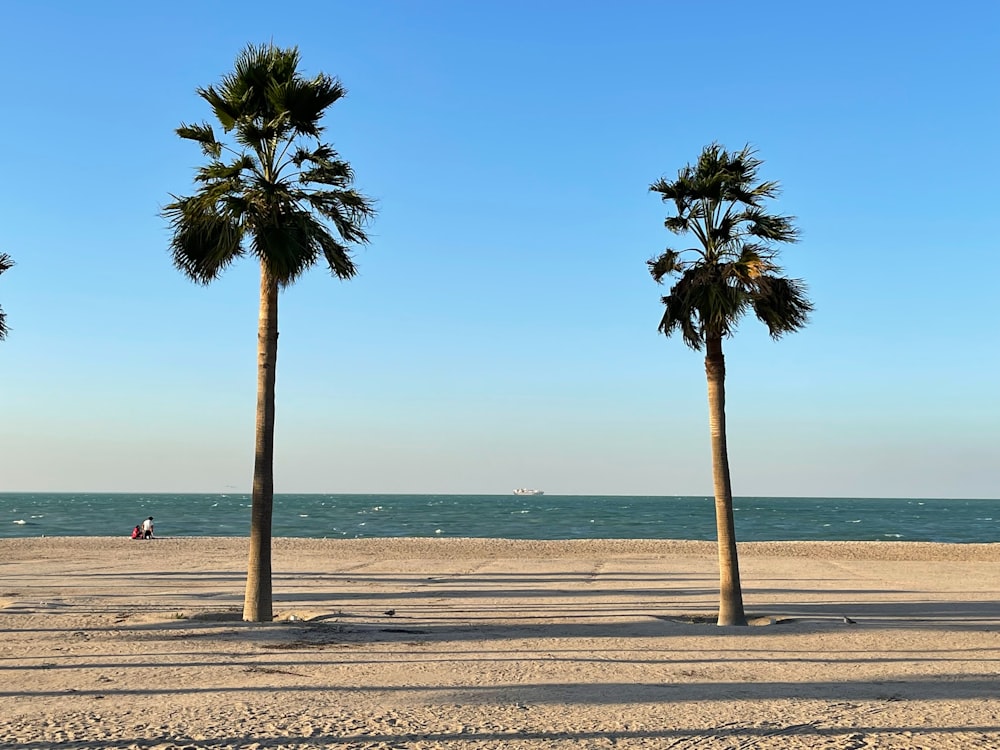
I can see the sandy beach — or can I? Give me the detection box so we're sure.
[1,537,998,749]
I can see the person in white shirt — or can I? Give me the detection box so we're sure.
[142,516,154,539]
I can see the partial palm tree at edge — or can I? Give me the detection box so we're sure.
[163,43,375,622]
[648,143,812,626]
[0,253,13,340]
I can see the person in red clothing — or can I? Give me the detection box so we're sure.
[130,524,142,539]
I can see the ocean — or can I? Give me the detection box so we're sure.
[1,493,998,543]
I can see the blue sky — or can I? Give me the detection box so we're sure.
[1,1,997,497]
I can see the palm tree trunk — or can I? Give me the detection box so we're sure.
[243,263,278,622]
[705,336,747,626]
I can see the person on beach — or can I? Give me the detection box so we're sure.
[142,517,154,539]
[130,524,142,539]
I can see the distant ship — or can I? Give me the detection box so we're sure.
[513,488,544,496]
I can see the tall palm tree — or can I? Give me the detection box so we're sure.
[648,143,811,626]
[0,253,13,340]
[164,44,375,622]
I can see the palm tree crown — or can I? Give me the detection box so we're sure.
[648,143,812,346]
[164,43,374,285]
[0,253,13,340]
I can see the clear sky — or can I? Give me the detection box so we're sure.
[1,1,997,498]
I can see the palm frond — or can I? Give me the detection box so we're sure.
[647,250,684,283]
[650,172,694,215]
[272,74,345,137]
[701,277,750,338]
[299,158,355,188]
[291,143,336,168]
[193,154,254,187]
[315,227,358,280]
[177,122,222,158]
[251,213,320,286]
[709,212,740,250]
[751,276,813,338]
[222,44,300,123]
[738,206,800,243]
[663,215,689,234]
[658,272,718,350]
[197,85,241,131]
[303,189,374,241]
[727,245,776,283]
[745,178,781,202]
[163,195,244,283]
[656,294,684,341]
[234,119,279,152]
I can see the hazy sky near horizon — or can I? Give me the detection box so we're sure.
[1,1,997,498]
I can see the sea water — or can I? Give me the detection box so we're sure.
[1,493,998,543]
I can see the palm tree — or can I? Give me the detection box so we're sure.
[164,44,375,622]
[0,253,13,340]
[648,143,812,626]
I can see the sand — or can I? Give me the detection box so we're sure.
[1,537,998,749]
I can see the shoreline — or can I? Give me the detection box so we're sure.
[3,536,999,748]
